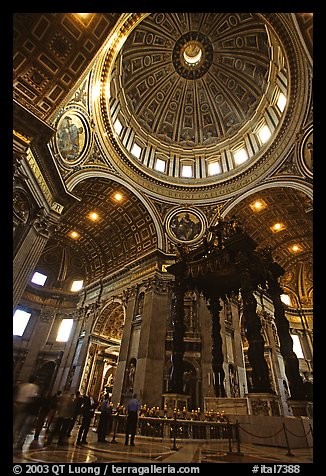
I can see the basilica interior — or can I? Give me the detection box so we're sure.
[13,13,313,465]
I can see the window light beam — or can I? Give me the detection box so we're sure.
[31,271,47,286]
[234,148,248,165]
[13,309,31,336]
[56,319,74,342]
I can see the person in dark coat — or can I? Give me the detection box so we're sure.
[45,390,62,435]
[32,392,52,444]
[75,393,97,445]
[97,393,112,443]
[124,393,140,446]
[67,390,83,437]
[46,391,74,446]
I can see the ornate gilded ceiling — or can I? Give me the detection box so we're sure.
[92,12,310,202]
[13,13,313,311]
[118,13,271,147]
[13,13,121,121]
[13,13,312,124]
[228,187,313,306]
[40,177,158,286]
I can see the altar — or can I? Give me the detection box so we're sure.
[165,217,309,415]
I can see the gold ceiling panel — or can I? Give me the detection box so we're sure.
[228,187,312,306]
[40,177,158,286]
[13,13,120,121]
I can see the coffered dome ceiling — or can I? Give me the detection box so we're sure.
[95,12,303,197]
[119,13,270,146]
[13,13,313,309]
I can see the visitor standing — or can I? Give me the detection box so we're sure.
[124,393,140,446]
[97,393,112,443]
[75,393,97,445]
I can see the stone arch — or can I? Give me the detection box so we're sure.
[66,170,164,249]
[92,299,125,341]
[221,179,312,219]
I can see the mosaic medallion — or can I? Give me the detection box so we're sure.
[165,208,206,244]
[55,110,90,165]
[299,126,313,178]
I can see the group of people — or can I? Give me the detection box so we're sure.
[13,378,141,449]
[13,379,93,449]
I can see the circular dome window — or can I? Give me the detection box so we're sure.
[183,42,203,66]
[172,31,213,79]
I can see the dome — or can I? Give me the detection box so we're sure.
[120,13,270,146]
[97,13,289,191]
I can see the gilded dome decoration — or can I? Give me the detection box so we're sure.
[93,13,298,198]
[119,14,270,147]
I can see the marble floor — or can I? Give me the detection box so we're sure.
[12,425,313,465]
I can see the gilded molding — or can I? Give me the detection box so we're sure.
[26,149,64,214]
[13,129,31,144]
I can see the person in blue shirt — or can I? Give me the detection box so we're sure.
[124,393,140,446]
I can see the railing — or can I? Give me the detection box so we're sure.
[106,413,237,452]
[100,413,313,458]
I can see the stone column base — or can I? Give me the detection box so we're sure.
[247,392,281,416]
[204,396,249,415]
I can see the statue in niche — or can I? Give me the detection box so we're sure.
[180,131,195,146]
[136,293,144,317]
[13,190,30,223]
[183,370,192,395]
[202,130,217,145]
[282,379,291,411]
[126,358,137,392]
[223,298,233,324]
[229,364,240,398]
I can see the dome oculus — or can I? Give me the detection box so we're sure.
[183,42,203,66]
[173,31,213,79]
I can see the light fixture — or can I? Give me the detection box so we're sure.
[114,192,123,201]
[249,199,267,212]
[289,244,303,253]
[88,212,99,221]
[69,230,80,240]
[270,222,286,233]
